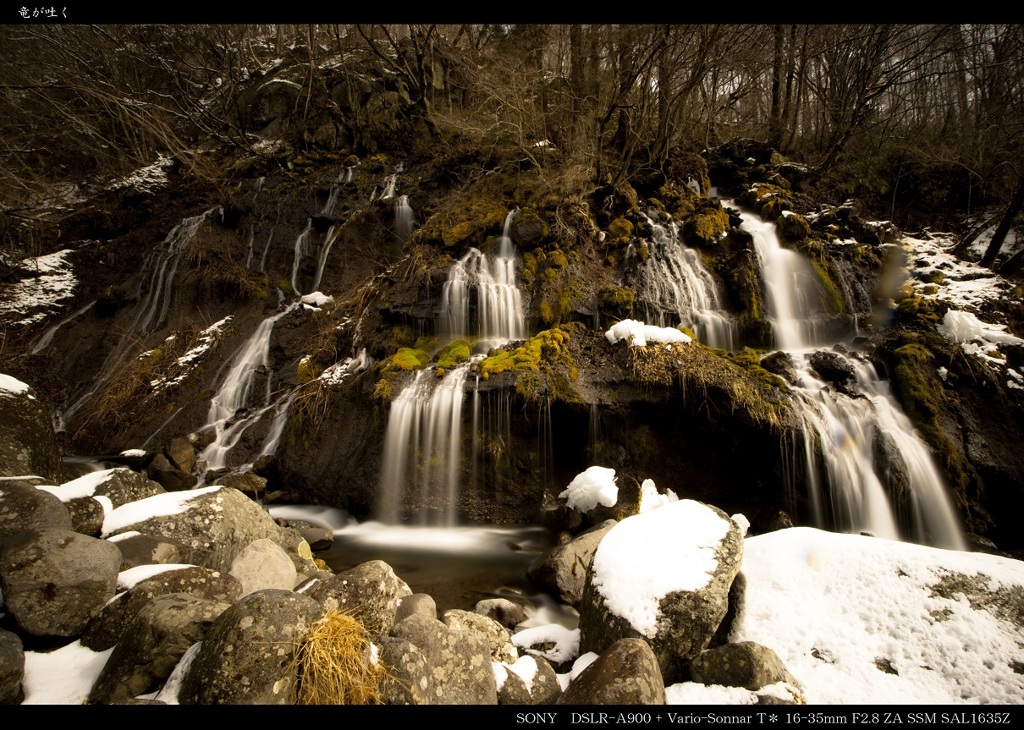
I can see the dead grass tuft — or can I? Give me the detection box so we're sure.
[295,611,388,705]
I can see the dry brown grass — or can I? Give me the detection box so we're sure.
[294,611,388,705]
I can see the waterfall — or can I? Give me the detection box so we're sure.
[439,209,526,346]
[377,363,471,526]
[394,195,415,242]
[32,301,93,354]
[289,220,315,295]
[627,212,736,350]
[200,304,298,470]
[310,225,340,294]
[736,207,965,549]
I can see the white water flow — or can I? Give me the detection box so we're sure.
[377,363,472,526]
[628,212,736,349]
[61,210,214,428]
[440,209,526,348]
[395,195,415,242]
[201,304,297,469]
[739,208,965,549]
[289,220,315,295]
[378,210,528,525]
[32,301,94,354]
[310,225,339,294]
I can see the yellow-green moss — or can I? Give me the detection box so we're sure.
[478,324,580,402]
[606,218,634,245]
[387,348,430,371]
[599,286,635,315]
[436,339,471,374]
[809,260,846,314]
[684,205,729,244]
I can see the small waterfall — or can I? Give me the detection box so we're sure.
[310,225,340,294]
[627,212,736,350]
[289,220,315,295]
[394,195,415,242]
[740,210,827,350]
[377,363,471,526]
[736,206,965,549]
[32,301,93,354]
[200,304,297,470]
[439,209,526,346]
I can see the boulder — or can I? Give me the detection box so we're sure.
[391,613,498,704]
[179,589,324,704]
[102,486,293,574]
[0,483,72,544]
[0,528,121,637]
[212,470,267,497]
[377,636,433,705]
[146,453,196,492]
[528,519,616,607]
[495,662,532,704]
[307,560,410,636]
[65,496,106,536]
[107,532,189,571]
[497,654,561,705]
[578,500,744,684]
[474,598,525,630]
[690,641,798,691]
[229,538,298,596]
[81,566,242,651]
[0,628,23,705]
[0,374,64,483]
[87,593,232,704]
[557,638,666,705]
[396,593,437,623]
[165,437,196,474]
[442,609,517,663]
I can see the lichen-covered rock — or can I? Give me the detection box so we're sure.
[88,593,232,704]
[0,483,72,544]
[55,467,165,509]
[557,638,666,705]
[107,532,189,571]
[0,374,64,483]
[308,559,410,636]
[81,566,242,651]
[690,641,798,691]
[229,538,298,596]
[391,613,498,704]
[528,519,616,607]
[494,661,532,704]
[578,500,744,684]
[103,486,291,574]
[0,527,121,637]
[496,654,562,705]
[65,496,106,536]
[377,636,432,705]
[442,609,517,663]
[0,628,24,705]
[146,452,196,492]
[179,589,324,704]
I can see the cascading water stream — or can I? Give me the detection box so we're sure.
[200,303,298,470]
[627,211,736,350]
[394,195,415,242]
[379,209,527,525]
[737,206,965,549]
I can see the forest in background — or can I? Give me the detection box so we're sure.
[2,24,1022,249]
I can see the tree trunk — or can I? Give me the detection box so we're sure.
[980,175,1024,268]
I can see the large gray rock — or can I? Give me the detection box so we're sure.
[377,636,432,705]
[497,655,561,705]
[0,528,121,637]
[391,613,498,704]
[179,589,324,704]
[103,486,293,574]
[528,519,616,607]
[81,566,242,651]
[308,560,411,636]
[690,641,798,691]
[229,538,298,596]
[578,500,744,684]
[65,496,105,536]
[557,638,666,705]
[88,593,232,704]
[0,483,72,544]
[396,593,437,623]
[107,532,189,571]
[474,598,525,630]
[0,628,23,705]
[56,467,165,508]
[443,609,517,663]
[0,374,64,483]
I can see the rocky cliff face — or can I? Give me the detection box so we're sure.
[2,101,1022,554]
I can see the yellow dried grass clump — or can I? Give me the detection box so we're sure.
[296,610,388,705]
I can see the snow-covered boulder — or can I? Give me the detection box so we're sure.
[0,528,121,638]
[0,374,64,483]
[578,499,744,684]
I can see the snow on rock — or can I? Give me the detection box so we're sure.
[605,319,692,347]
[559,466,618,512]
[726,527,1024,704]
[937,309,1024,369]
[300,291,334,309]
[100,486,222,537]
[638,478,678,513]
[902,232,1013,311]
[579,499,744,683]
[0,250,77,326]
[0,374,31,395]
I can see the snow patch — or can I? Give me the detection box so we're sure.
[605,319,692,347]
[559,466,618,512]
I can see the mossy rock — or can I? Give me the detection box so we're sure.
[606,218,634,247]
[510,208,549,249]
[599,286,635,318]
[478,324,581,402]
[683,205,729,246]
[435,339,471,376]
[386,348,430,371]
[777,212,811,241]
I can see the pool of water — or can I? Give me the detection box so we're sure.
[268,505,554,613]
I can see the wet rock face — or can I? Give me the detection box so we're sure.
[0,375,64,483]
